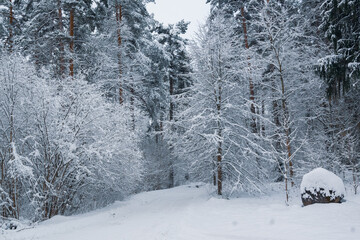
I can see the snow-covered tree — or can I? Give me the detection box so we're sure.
[0,53,144,220]
[172,12,269,197]
[316,0,360,194]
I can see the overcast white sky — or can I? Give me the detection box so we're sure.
[146,0,210,39]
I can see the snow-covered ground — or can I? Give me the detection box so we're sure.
[2,184,360,240]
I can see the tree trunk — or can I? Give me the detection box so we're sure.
[279,69,294,187]
[69,7,75,78]
[241,7,263,179]
[216,83,222,196]
[213,167,217,186]
[241,7,257,134]
[115,1,124,104]
[58,0,65,77]
[169,77,174,121]
[261,100,266,136]
[217,141,222,196]
[273,96,283,181]
[11,178,19,219]
[8,90,19,219]
[130,78,135,130]
[266,0,294,190]
[168,77,175,188]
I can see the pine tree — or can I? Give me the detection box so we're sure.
[155,20,191,187]
[319,0,360,98]
[318,0,360,194]
[250,0,325,202]
[18,0,97,78]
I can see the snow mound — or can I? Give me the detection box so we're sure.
[300,168,345,200]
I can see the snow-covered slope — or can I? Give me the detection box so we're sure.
[3,184,360,240]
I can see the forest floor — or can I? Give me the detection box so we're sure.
[2,183,360,240]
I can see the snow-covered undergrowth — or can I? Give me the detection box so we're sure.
[2,184,360,240]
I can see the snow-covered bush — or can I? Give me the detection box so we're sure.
[0,54,144,220]
[300,168,345,206]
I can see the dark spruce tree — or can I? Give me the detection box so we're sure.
[318,0,360,194]
[154,20,192,188]
[319,0,360,98]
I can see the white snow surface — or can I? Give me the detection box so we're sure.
[300,168,346,197]
[3,183,360,240]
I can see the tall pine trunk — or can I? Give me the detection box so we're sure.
[115,1,124,104]
[241,7,262,178]
[241,7,257,134]
[7,0,19,219]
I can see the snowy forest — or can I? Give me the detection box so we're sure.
[0,0,359,233]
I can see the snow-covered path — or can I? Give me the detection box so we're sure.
[3,184,360,240]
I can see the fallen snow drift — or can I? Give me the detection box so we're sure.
[3,183,360,240]
[301,167,345,197]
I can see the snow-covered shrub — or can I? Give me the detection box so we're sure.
[0,54,144,220]
[300,168,345,206]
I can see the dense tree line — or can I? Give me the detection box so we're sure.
[0,0,190,221]
[181,0,359,200]
[0,0,358,222]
